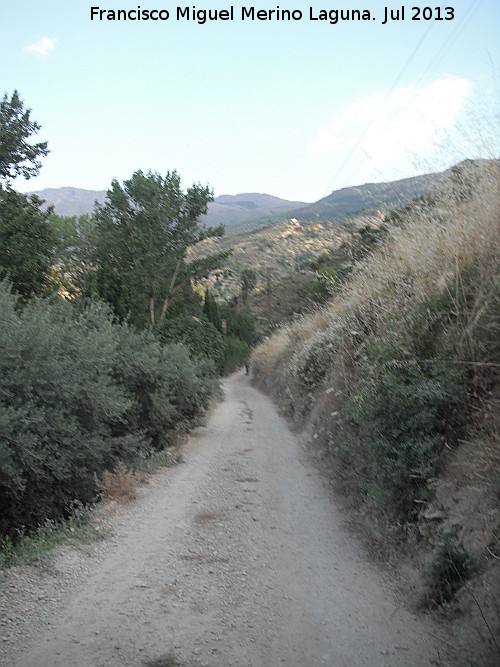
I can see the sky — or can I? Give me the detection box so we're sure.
[2,0,499,202]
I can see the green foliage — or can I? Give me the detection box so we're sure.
[0,282,220,538]
[0,500,101,570]
[92,169,227,325]
[86,265,140,324]
[0,90,49,185]
[203,287,221,331]
[346,294,469,520]
[49,213,97,298]
[223,307,258,347]
[0,188,56,300]
[155,315,226,374]
[426,534,473,605]
[224,336,249,374]
[241,268,257,303]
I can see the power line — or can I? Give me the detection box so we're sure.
[326,0,485,193]
[327,18,436,191]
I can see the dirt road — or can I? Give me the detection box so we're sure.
[1,371,443,666]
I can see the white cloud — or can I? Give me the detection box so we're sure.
[307,77,472,187]
[24,37,56,60]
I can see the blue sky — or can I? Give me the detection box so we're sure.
[2,0,499,202]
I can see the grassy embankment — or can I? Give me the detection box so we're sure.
[251,159,500,662]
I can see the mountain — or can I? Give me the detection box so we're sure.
[29,187,305,231]
[30,187,107,216]
[200,193,306,231]
[30,170,446,232]
[194,167,456,302]
[277,172,447,223]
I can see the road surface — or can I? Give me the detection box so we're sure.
[1,370,443,667]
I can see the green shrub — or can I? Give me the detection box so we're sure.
[0,287,137,535]
[427,535,473,605]
[346,289,469,520]
[224,309,258,347]
[0,283,220,539]
[155,315,225,373]
[224,336,249,374]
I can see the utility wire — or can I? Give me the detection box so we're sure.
[327,0,485,193]
[327,19,436,192]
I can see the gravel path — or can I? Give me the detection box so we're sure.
[1,370,443,666]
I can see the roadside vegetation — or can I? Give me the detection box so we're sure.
[251,158,500,660]
[2,89,498,661]
[253,158,498,519]
[0,90,255,564]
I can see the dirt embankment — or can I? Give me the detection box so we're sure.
[0,371,477,666]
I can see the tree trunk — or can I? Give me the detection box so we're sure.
[150,296,155,325]
[159,257,182,323]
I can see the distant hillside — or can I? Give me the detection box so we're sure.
[195,169,455,295]
[30,187,107,216]
[30,170,447,232]
[284,172,447,223]
[200,193,306,231]
[30,187,305,231]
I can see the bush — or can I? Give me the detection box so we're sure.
[226,309,258,347]
[0,283,220,538]
[351,359,466,518]
[427,535,473,605]
[0,286,137,535]
[155,315,226,373]
[224,336,249,374]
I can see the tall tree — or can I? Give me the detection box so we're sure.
[94,169,229,325]
[50,213,97,299]
[0,90,49,186]
[203,287,221,331]
[0,90,54,299]
[0,188,55,300]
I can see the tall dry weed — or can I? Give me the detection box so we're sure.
[254,159,499,392]
[94,462,139,504]
[252,159,499,516]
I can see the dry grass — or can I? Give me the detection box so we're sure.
[193,510,225,522]
[253,159,500,403]
[251,159,500,666]
[94,462,140,504]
